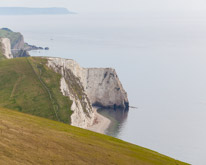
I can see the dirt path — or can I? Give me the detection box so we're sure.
[10,76,23,98]
[26,58,60,121]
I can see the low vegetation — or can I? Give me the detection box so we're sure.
[0,107,188,165]
[0,57,73,123]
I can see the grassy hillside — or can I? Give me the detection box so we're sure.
[0,107,188,165]
[0,57,73,123]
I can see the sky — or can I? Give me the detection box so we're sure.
[0,0,206,13]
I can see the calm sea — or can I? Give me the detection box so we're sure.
[1,12,206,164]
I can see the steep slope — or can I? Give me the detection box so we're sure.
[0,39,5,60]
[48,57,129,110]
[0,107,188,165]
[0,28,41,57]
[0,57,73,123]
[0,28,24,50]
[0,38,13,59]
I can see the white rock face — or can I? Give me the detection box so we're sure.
[0,38,13,59]
[47,57,129,128]
[60,77,94,128]
[47,58,94,128]
[12,35,25,50]
[84,68,129,109]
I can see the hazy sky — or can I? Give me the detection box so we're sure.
[0,0,206,13]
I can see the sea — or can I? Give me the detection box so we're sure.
[1,11,206,164]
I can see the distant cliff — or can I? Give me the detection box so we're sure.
[0,28,44,57]
[0,7,72,15]
[0,28,24,50]
[0,38,13,59]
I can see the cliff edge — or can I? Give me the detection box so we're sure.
[47,57,129,128]
[0,28,43,57]
[0,38,13,59]
[47,57,129,110]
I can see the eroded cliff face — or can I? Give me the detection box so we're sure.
[47,57,129,128]
[84,68,129,110]
[47,58,95,128]
[12,34,24,50]
[0,38,13,59]
[0,28,39,58]
[11,35,30,58]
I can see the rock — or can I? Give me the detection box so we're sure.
[0,28,43,58]
[84,68,129,110]
[24,43,44,51]
[60,77,94,128]
[0,38,13,59]
[47,57,129,128]
[47,57,95,128]
[12,35,25,50]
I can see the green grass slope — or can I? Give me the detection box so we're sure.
[0,108,188,165]
[0,57,73,123]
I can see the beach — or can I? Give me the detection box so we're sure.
[87,107,111,134]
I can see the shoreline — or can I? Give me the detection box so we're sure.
[87,107,111,134]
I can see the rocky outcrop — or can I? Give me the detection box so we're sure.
[0,38,13,59]
[47,57,129,128]
[12,34,24,50]
[84,68,129,110]
[47,58,95,128]
[0,28,43,58]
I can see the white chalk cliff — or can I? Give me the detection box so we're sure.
[47,57,129,128]
[47,57,95,128]
[0,38,13,59]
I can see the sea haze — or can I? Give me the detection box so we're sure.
[1,11,206,164]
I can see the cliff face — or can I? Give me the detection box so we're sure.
[47,58,95,128]
[47,57,129,127]
[0,38,13,59]
[0,28,40,58]
[84,68,129,110]
[0,28,24,50]
[12,33,24,50]
[7,32,30,58]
